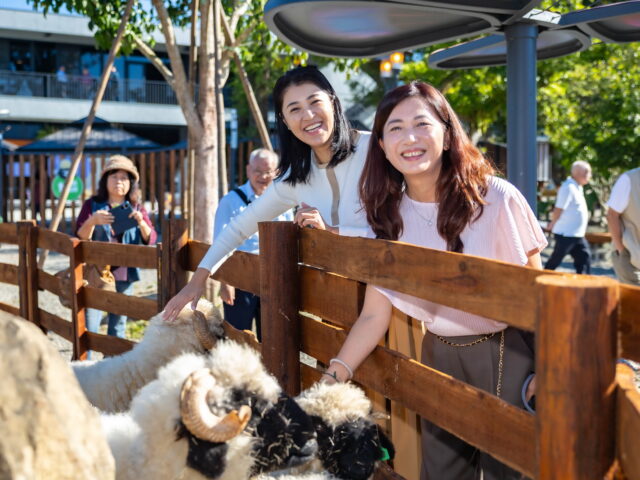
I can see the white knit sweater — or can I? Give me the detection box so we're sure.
[198,131,371,273]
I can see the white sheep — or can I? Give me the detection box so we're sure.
[73,299,223,413]
[102,340,318,480]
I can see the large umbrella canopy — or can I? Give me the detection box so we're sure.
[17,116,160,153]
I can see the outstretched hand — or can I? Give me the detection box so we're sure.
[162,268,210,321]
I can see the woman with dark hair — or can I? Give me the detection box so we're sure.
[163,66,371,321]
[76,155,157,338]
[323,81,546,480]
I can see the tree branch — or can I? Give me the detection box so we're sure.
[229,0,249,32]
[152,0,203,138]
[133,35,175,87]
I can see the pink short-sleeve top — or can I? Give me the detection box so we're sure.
[375,176,547,336]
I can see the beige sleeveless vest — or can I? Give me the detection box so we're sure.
[622,168,640,269]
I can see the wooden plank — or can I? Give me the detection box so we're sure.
[616,362,640,480]
[17,221,32,319]
[299,229,558,331]
[537,275,618,480]
[86,331,136,356]
[29,154,36,220]
[620,284,640,363]
[80,240,157,269]
[18,155,26,219]
[139,152,147,207]
[8,154,14,222]
[158,150,165,222]
[300,315,535,477]
[0,263,18,285]
[39,309,73,342]
[82,286,158,320]
[160,218,189,303]
[222,321,261,353]
[38,155,46,227]
[0,223,18,244]
[186,240,260,294]
[36,228,73,256]
[260,222,301,395]
[300,267,365,328]
[47,155,55,225]
[180,149,186,216]
[586,232,611,244]
[149,151,157,226]
[38,270,64,297]
[300,362,322,390]
[169,149,176,213]
[68,237,88,360]
[0,302,20,317]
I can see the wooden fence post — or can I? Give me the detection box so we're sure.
[160,217,189,308]
[536,274,618,480]
[69,237,88,360]
[259,221,300,395]
[17,220,37,325]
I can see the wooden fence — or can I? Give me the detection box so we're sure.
[2,142,260,232]
[0,219,638,479]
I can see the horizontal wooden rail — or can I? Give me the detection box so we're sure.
[36,229,74,256]
[0,302,20,317]
[37,270,64,298]
[620,284,640,363]
[86,331,136,356]
[187,240,261,294]
[300,229,557,332]
[80,241,157,269]
[0,223,18,244]
[0,262,19,285]
[38,309,72,342]
[585,232,612,244]
[300,267,365,329]
[82,287,158,320]
[616,363,640,480]
[300,315,535,477]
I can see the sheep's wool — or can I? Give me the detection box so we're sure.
[295,383,371,428]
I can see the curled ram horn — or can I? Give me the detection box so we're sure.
[180,368,252,442]
[192,310,217,350]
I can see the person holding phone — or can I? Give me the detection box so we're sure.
[76,155,157,339]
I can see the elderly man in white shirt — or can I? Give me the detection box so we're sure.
[214,149,293,339]
[544,160,592,274]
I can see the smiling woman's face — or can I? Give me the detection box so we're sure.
[281,82,335,151]
[379,96,447,183]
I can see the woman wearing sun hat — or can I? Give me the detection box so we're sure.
[76,155,157,339]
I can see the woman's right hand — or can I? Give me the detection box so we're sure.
[162,268,210,321]
[90,209,114,226]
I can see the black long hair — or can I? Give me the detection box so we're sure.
[93,169,136,204]
[273,65,355,185]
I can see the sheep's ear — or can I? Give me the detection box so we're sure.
[375,425,395,462]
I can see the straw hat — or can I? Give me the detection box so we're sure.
[101,155,139,183]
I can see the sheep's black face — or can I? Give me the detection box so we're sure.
[312,416,395,480]
[250,393,318,474]
[176,423,228,479]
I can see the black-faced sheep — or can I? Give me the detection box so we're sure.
[102,340,318,480]
[73,299,224,412]
[293,382,395,480]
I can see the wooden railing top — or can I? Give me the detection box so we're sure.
[299,229,560,332]
[0,223,18,245]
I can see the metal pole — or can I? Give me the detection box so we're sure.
[505,22,539,214]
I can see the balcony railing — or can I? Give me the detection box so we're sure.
[0,69,179,105]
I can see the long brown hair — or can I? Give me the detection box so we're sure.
[359,81,494,252]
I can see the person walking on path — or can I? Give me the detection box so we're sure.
[162,65,371,321]
[322,81,546,480]
[214,149,292,339]
[544,160,592,274]
[607,167,640,286]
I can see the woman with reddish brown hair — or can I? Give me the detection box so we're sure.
[323,81,546,480]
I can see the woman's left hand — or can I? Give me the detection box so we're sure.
[129,210,144,226]
[294,202,329,230]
